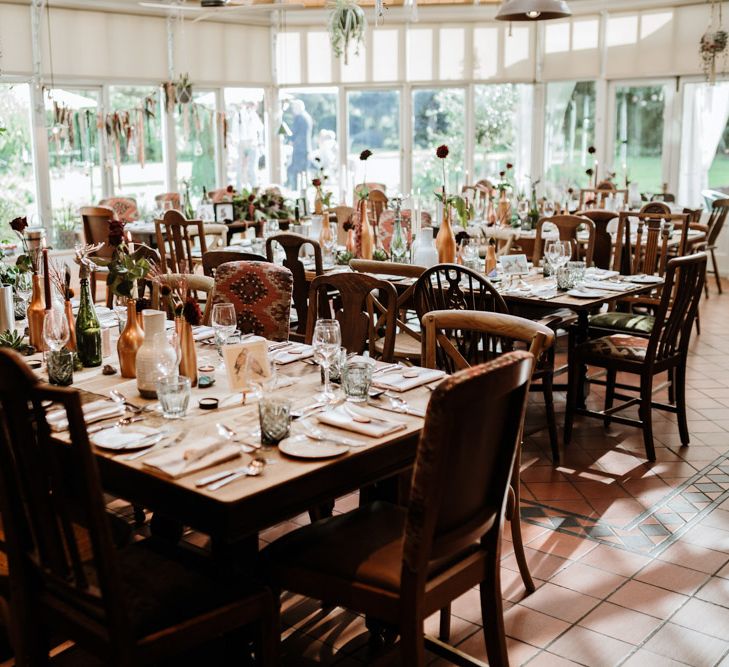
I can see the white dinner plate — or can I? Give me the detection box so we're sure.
[566,289,605,298]
[626,275,663,284]
[91,426,163,451]
[278,435,349,459]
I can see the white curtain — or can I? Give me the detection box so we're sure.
[678,82,729,206]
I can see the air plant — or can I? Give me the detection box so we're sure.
[327,0,367,65]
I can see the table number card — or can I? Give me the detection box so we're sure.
[223,337,272,391]
[500,254,530,276]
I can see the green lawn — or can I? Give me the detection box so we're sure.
[709,154,729,190]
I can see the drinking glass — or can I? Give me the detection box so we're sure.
[47,349,73,386]
[212,302,237,357]
[543,201,556,218]
[264,220,280,239]
[43,308,70,352]
[463,238,480,270]
[16,272,32,305]
[258,396,292,446]
[154,330,180,381]
[342,360,374,403]
[544,241,564,278]
[312,319,342,402]
[517,199,529,223]
[157,375,191,419]
[568,260,586,287]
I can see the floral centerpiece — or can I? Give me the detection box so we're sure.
[433,145,457,262]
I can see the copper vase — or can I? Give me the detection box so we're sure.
[27,274,46,351]
[64,299,77,351]
[178,318,198,387]
[435,208,457,264]
[118,300,144,378]
[359,201,374,260]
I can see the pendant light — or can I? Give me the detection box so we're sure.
[495,0,571,21]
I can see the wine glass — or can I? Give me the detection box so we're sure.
[543,200,556,218]
[154,330,180,381]
[211,302,237,358]
[312,319,342,403]
[43,308,70,352]
[544,240,564,282]
[517,199,529,224]
[16,272,32,306]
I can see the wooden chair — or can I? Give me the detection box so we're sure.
[575,209,617,270]
[99,197,139,223]
[202,249,267,278]
[350,259,425,363]
[533,214,596,267]
[212,261,293,341]
[81,206,115,307]
[578,187,627,211]
[151,273,215,325]
[264,351,534,667]
[266,233,323,341]
[704,198,729,294]
[640,201,671,215]
[0,348,278,666]
[155,192,181,211]
[306,272,398,360]
[565,253,707,460]
[155,210,208,274]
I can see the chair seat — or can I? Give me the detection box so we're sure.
[583,334,648,361]
[264,502,406,594]
[374,331,421,359]
[590,312,655,334]
[117,538,264,638]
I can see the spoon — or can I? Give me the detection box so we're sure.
[301,422,366,447]
[88,415,144,434]
[205,458,266,491]
[109,390,144,414]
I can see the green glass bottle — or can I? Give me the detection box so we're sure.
[184,184,194,220]
[75,277,102,367]
[390,215,408,263]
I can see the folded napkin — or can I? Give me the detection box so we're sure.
[46,399,124,432]
[372,367,445,392]
[192,325,216,341]
[317,405,407,438]
[273,344,314,365]
[142,437,240,479]
[585,269,620,280]
[580,280,632,292]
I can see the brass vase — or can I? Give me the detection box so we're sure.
[27,274,46,351]
[359,200,374,260]
[118,300,144,378]
[497,190,511,227]
[435,207,457,264]
[64,299,77,351]
[177,318,198,387]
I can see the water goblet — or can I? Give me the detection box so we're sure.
[212,302,237,359]
[312,318,342,403]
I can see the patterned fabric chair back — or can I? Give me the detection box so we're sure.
[155,192,181,210]
[99,197,139,224]
[212,261,293,341]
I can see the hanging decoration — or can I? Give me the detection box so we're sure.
[327,0,367,65]
[701,0,728,84]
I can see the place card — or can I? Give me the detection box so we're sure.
[223,336,272,391]
[500,254,530,276]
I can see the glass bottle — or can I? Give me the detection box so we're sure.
[75,277,102,367]
[183,184,194,219]
[390,204,408,264]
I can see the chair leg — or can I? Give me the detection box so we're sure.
[541,373,560,464]
[675,363,690,447]
[711,248,723,294]
[667,368,676,405]
[479,529,510,667]
[604,369,617,427]
[639,376,656,461]
[438,605,451,642]
[259,592,280,667]
[508,485,536,594]
[695,310,701,336]
[564,355,580,446]
[399,617,425,667]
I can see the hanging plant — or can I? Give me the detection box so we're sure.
[327,0,367,65]
[701,0,728,84]
[176,73,193,105]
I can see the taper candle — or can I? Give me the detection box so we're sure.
[42,245,51,310]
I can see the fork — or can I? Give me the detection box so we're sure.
[123,431,186,461]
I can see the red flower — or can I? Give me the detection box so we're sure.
[506,163,514,170]
[183,295,202,326]
[108,219,126,247]
[586,168,594,177]
[499,171,506,178]
[312,178,322,187]
[9,216,28,234]
[588,146,596,155]
[226,185,234,193]
[359,149,372,161]
[247,194,256,203]
[436,145,449,159]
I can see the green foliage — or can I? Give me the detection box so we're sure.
[0,329,35,355]
[97,247,153,300]
[327,0,366,63]
[373,248,388,262]
[348,91,400,153]
[335,250,354,265]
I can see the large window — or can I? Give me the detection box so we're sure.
[224,88,267,191]
[280,87,338,195]
[108,85,164,215]
[474,84,533,188]
[613,83,668,193]
[0,83,36,238]
[544,81,596,189]
[176,90,217,199]
[412,88,465,198]
[347,89,401,198]
[45,88,102,242]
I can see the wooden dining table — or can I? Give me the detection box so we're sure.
[46,342,430,561]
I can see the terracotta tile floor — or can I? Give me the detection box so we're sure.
[272,287,729,665]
